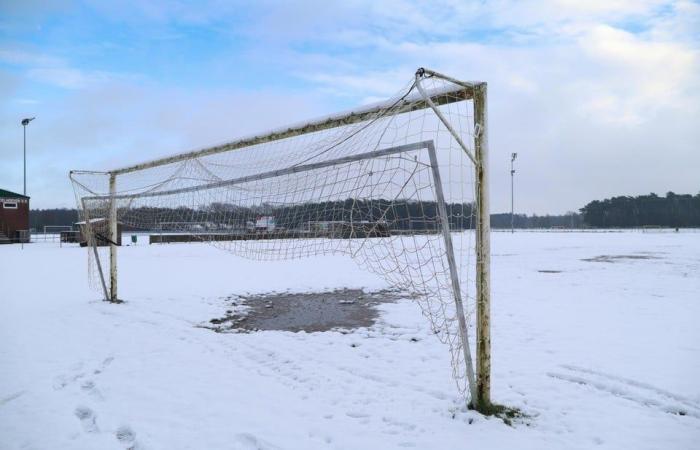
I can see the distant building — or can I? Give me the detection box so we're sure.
[254,216,276,232]
[0,188,30,244]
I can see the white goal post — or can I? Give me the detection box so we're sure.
[70,68,492,409]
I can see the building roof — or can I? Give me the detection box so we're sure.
[0,189,29,199]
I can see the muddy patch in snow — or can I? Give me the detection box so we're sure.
[581,254,662,263]
[204,288,407,333]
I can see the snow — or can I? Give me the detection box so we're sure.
[1,231,699,449]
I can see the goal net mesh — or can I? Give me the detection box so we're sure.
[70,73,480,399]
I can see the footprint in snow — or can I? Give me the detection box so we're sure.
[74,406,99,433]
[54,356,114,390]
[0,390,26,406]
[94,356,115,375]
[116,425,140,449]
[53,372,86,390]
[81,380,104,400]
[234,432,281,450]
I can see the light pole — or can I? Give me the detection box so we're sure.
[510,152,517,233]
[21,117,35,196]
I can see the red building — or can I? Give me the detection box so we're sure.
[0,189,30,244]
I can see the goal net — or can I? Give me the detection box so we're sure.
[70,69,489,405]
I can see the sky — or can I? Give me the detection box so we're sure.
[1,0,698,213]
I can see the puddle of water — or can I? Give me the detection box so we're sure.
[204,288,406,333]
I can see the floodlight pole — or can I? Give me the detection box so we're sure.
[21,117,35,196]
[474,83,492,410]
[510,152,517,233]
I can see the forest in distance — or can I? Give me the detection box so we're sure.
[29,192,700,232]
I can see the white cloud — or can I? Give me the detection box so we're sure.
[1,47,140,90]
[27,67,98,89]
[0,49,62,66]
[267,0,699,212]
[1,0,698,212]
[0,80,332,209]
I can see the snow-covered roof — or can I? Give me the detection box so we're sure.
[74,218,107,225]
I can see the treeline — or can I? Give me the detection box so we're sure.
[30,208,79,231]
[29,202,581,232]
[29,201,476,232]
[30,192,700,231]
[491,213,583,229]
[580,192,700,228]
[116,200,476,231]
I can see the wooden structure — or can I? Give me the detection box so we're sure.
[0,188,30,244]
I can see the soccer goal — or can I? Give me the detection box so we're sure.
[69,68,492,409]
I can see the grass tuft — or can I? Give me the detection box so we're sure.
[469,402,525,426]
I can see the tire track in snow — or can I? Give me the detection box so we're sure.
[548,366,700,418]
[230,326,455,416]
[561,364,700,411]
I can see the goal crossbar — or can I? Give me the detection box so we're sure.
[104,81,477,177]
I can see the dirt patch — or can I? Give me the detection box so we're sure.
[203,288,407,333]
[582,254,661,263]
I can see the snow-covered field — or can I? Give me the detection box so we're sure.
[1,231,699,449]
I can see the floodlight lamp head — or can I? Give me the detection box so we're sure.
[511,152,517,161]
[21,117,35,126]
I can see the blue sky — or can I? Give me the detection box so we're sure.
[1,0,699,212]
